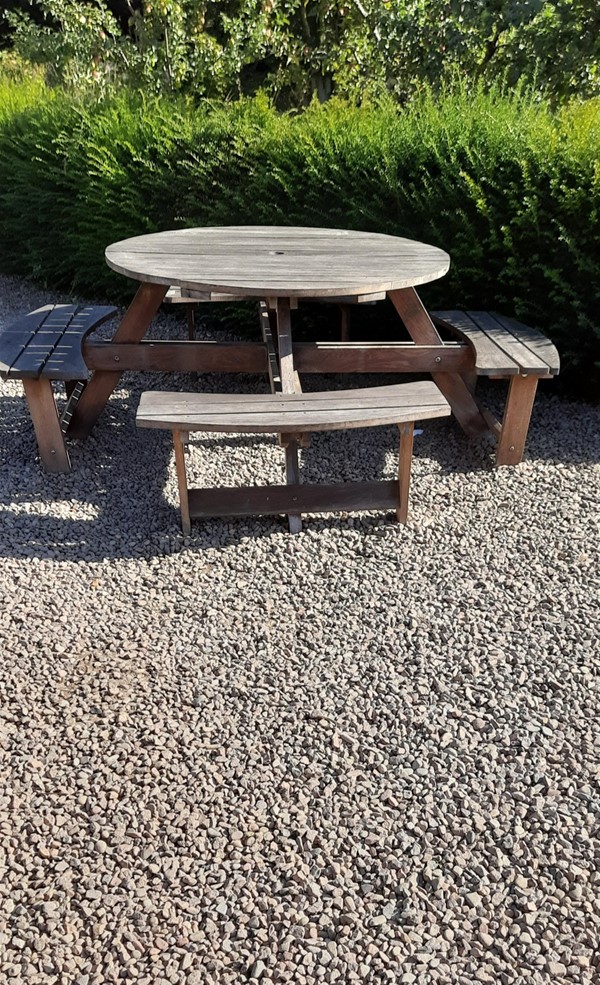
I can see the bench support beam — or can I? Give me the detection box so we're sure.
[67,282,167,440]
[22,378,71,473]
[186,479,400,520]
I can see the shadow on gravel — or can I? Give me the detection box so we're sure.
[0,376,596,562]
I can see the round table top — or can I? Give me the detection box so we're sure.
[105,226,450,298]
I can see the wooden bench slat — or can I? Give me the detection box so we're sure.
[465,311,552,374]
[0,304,118,380]
[432,310,521,375]
[136,381,451,433]
[9,346,53,378]
[488,311,560,374]
[0,333,33,374]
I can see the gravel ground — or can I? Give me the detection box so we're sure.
[0,273,599,985]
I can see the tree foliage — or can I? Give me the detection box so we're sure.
[4,0,599,106]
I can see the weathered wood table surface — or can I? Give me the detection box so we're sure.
[66,226,488,528]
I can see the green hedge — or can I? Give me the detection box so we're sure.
[0,77,598,397]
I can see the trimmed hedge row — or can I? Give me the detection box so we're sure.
[0,79,598,396]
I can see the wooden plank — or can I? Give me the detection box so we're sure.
[389,288,444,344]
[293,342,472,374]
[397,422,414,524]
[1,304,117,380]
[0,305,58,376]
[41,343,89,380]
[0,332,34,375]
[83,341,269,374]
[165,286,247,303]
[136,381,451,432]
[22,378,71,472]
[187,480,400,519]
[173,430,191,535]
[496,375,540,465]
[60,305,117,336]
[488,311,560,374]
[432,310,520,375]
[105,227,450,298]
[9,345,53,379]
[0,306,73,376]
[466,311,551,374]
[66,283,167,439]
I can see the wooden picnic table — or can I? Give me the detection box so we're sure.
[60,225,489,530]
[67,224,486,438]
[2,225,558,510]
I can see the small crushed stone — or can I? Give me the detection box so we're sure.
[0,273,599,984]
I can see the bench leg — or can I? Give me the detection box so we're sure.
[496,375,539,466]
[22,378,71,473]
[173,429,191,535]
[397,422,414,523]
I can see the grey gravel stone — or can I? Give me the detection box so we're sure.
[0,273,598,985]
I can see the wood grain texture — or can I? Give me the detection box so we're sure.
[84,341,269,374]
[22,378,71,472]
[496,375,540,465]
[397,422,414,524]
[432,311,519,374]
[173,429,191,534]
[106,226,450,298]
[293,342,472,374]
[487,311,560,374]
[0,304,117,380]
[468,311,552,374]
[389,288,444,344]
[187,480,400,518]
[67,283,167,439]
[390,290,489,437]
[432,310,559,376]
[136,381,451,433]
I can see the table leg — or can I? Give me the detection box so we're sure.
[275,297,302,533]
[66,282,168,440]
[389,287,488,438]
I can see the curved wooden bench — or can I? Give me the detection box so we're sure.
[136,381,451,533]
[432,310,560,465]
[0,303,117,471]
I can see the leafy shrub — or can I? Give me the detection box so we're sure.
[5,1,600,107]
[0,75,598,396]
